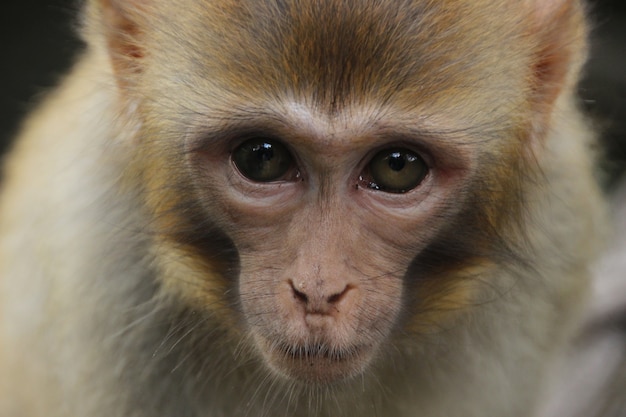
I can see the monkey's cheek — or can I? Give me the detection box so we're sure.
[254,334,376,385]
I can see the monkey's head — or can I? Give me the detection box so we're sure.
[95,0,588,384]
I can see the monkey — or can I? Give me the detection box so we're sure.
[0,0,608,416]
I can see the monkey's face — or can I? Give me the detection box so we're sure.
[170,104,480,384]
[129,0,542,385]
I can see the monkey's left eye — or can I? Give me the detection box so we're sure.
[363,148,428,193]
[232,138,295,182]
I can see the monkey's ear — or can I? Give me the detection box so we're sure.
[88,0,149,88]
[527,0,588,120]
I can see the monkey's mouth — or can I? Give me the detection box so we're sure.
[277,342,358,362]
[263,340,373,384]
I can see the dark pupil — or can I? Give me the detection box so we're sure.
[254,143,274,165]
[388,152,406,171]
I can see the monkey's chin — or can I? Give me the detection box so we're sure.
[259,339,374,385]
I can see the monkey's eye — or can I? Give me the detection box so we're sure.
[232,138,295,182]
[364,148,428,193]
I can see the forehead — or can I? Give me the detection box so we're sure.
[148,0,531,119]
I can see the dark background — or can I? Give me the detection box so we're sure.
[1,0,625,184]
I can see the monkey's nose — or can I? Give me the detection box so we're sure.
[289,279,352,314]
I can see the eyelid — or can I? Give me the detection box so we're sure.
[364,139,434,166]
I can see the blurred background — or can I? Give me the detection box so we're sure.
[1,0,625,185]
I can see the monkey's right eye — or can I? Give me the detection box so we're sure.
[232,138,295,182]
[362,148,428,193]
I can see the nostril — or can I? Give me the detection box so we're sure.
[289,280,308,303]
[327,284,352,305]
[289,280,354,309]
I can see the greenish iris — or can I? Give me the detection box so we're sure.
[368,148,428,193]
[232,139,293,182]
